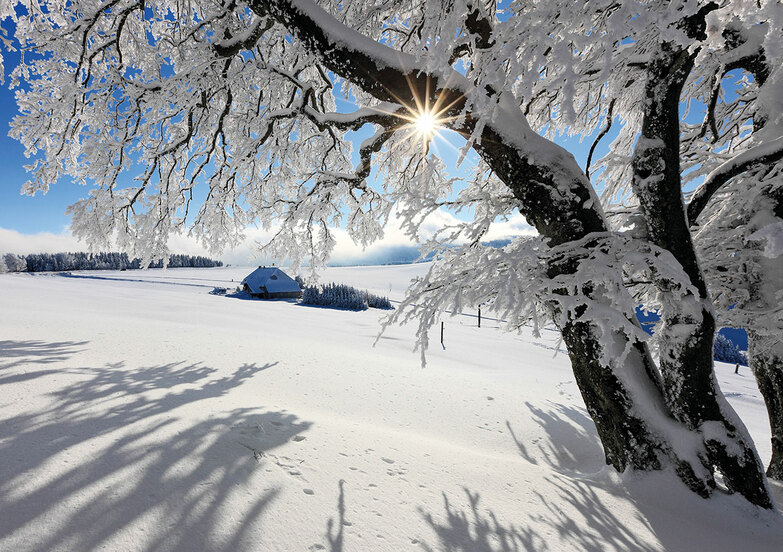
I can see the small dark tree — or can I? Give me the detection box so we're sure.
[714,334,747,366]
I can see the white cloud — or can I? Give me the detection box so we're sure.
[0,209,536,266]
[0,227,85,254]
[484,213,538,242]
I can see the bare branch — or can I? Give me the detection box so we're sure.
[586,98,615,180]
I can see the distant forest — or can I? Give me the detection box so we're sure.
[1,252,223,273]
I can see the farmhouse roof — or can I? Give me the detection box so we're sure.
[241,267,301,295]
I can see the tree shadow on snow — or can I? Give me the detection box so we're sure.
[417,482,661,552]
[506,401,605,476]
[414,403,661,551]
[0,339,88,372]
[418,488,546,551]
[485,401,783,551]
[324,479,347,552]
[0,358,313,551]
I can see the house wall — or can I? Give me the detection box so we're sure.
[268,291,302,299]
[247,290,302,299]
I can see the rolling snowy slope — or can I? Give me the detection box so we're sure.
[0,265,781,551]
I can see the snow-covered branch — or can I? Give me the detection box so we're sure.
[383,232,697,368]
[688,136,783,225]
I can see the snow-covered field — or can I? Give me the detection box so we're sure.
[1,264,781,551]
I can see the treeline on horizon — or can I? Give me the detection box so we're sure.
[1,251,223,273]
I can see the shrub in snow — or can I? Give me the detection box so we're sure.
[366,292,393,310]
[714,333,747,366]
[301,282,393,311]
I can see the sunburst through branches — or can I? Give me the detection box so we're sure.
[412,109,440,139]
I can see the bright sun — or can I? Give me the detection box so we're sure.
[413,110,439,138]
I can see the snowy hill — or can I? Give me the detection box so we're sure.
[0,265,781,551]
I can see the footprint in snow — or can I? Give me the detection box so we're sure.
[381,457,395,464]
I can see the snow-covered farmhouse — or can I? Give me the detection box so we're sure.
[241,267,302,299]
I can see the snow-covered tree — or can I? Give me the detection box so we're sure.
[694,167,783,478]
[301,282,368,310]
[301,282,393,310]
[713,333,747,366]
[3,0,781,507]
[2,253,27,273]
[675,14,782,480]
[17,251,223,271]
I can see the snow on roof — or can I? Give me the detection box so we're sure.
[241,267,301,295]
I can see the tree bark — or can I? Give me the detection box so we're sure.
[631,32,771,507]
[749,331,783,479]
[631,42,722,424]
[682,34,781,486]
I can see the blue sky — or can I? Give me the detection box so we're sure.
[0,39,93,236]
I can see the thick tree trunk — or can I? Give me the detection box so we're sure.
[749,331,783,479]
[562,321,661,469]
[631,33,771,507]
[561,319,716,495]
[471,108,713,490]
[686,82,780,491]
[631,43,718,424]
[470,116,710,488]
